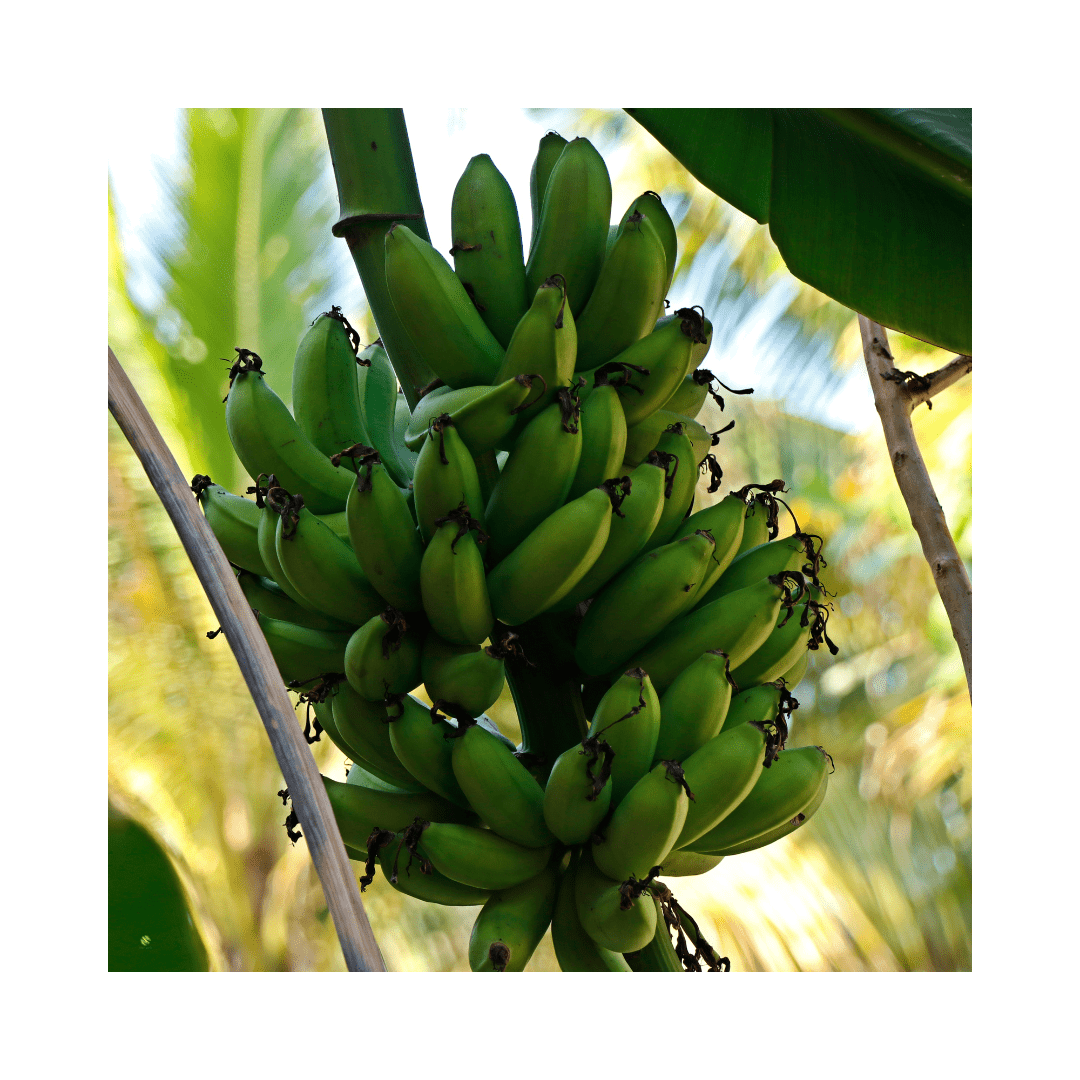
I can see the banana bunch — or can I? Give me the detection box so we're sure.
[191,136,840,972]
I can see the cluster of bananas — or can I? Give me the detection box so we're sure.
[191,132,838,972]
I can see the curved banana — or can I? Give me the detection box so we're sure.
[420,506,494,647]
[412,416,486,543]
[729,599,813,689]
[409,820,553,891]
[384,223,505,388]
[586,668,661,806]
[778,648,810,689]
[591,760,691,882]
[574,530,716,678]
[355,340,413,488]
[392,394,421,478]
[191,476,269,576]
[671,492,746,602]
[450,153,528,349]
[374,830,491,906]
[687,745,832,854]
[483,389,583,563]
[330,680,424,790]
[574,847,657,954]
[654,649,734,764]
[634,191,678,296]
[451,722,554,848]
[256,489,320,611]
[291,307,369,458]
[528,131,568,253]
[573,203,668,370]
[565,382,627,504]
[542,740,614,845]
[698,531,820,608]
[720,682,790,734]
[551,853,632,971]
[485,482,619,625]
[224,350,353,514]
[734,492,775,556]
[256,612,352,687]
[664,372,710,421]
[236,569,352,631]
[343,608,422,701]
[468,863,559,971]
[525,137,611,317]
[386,693,470,807]
[657,850,724,877]
[624,409,712,471]
[421,634,506,716]
[638,426,700,555]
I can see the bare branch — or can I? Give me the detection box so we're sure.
[906,355,972,413]
[108,347,386,972]
[858,319,971,697]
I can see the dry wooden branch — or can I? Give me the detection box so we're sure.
[108,347,386,972]
[858,319,971,697]
[902,355,972,413]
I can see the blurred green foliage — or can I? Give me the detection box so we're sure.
[108,108,970,971]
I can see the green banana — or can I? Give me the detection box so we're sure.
[236,569,352,631]
[778,648,810,688]
[729,600,813,689]
[657,850,723,877]
[542,740,614,845]
[386,693,470,807]
[451,722,554,848]
[655,310,714,369]
[223,350,353,514]
[256,488,320,611]
[525,137,611,317]
[687,745,832,854]
[623,898,683,971]
[256,612,351,687]
[420,506,494,647]
[551,852,632,971]
[331,680,425,790]
[551,458,667,611]
[373,830,490,906]
[392,394,421,478]
[697,531,820,608]
[273,491,386,627]
[343,608,422,701]
[734,492,775,556]
[574,530,716,678]
[191,476,269,576]
[468,863,559,971]
[586,669,661,806]
[654,649,734,764]
[528,131,568,252]
[623,409,711,470]
[609,308,709,424]
[450,153,529,349]
[409,820,553,891]
[485,482,620,625]
[573,203,668,370]
[671,492,746,602]
[483,389,582,563]
[291,308,369,458]
[355,340,412,488]
[322,777,469,850]
[565,382,627,503]
[720,682,791,734]
[591,760,691,882]
[421,634,505,716]
[673,721,769,849]
[634,192,678,295]
[630,573,803,695]
[574,847,657,954]
[412,416,486,542]
[336,446,424,612]
[384,223,505,388]
[664,372,710,421]
[638,426,700,556]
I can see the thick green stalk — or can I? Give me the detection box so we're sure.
[322,109,437,408]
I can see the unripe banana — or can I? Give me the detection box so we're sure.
[450,153,529,349]
[778,648,810,688]
[468,862,559,971]
[720,682,790,734]
[291,308,369,458]
[586,669,661,806]
[451,722,554,848]
[191,476,269,577]
[420,507,494,647]
[656,310,714,369]
[336,446,424,612]
[623,898,683,971]
[331,680,424,790]
[565,383,627,503]
[687,745,832,854]
[525,137,612,317]
[574,531,716,678]
[421,634,505,716]
[734,492,774,556]
[729,600,813,689]
[528,131,568,252]
[256,612,352,687]
[384,223,505,388]
[483,390,582,563]
[623,409,712,470]
[355,341,413,488]
[224,350,354,514]
[551,852,632,971]
[573,203,668,370]
[634,191,678,294]
[273,493,386,626]
[343,608,422,701]
[591,760,691,882]
[654,650,734,763]
[392,393,421,477]
[236,569,353,632]
[630,573,802,695]
[574,847,657,954]
[552,459,667,611]
[664,372,710,421]
[412,417,485,543]
[657,850,724,877]
[673,721,768,849]
[638,427,700,556]
[412,820,553,891]
[386,693,470,807]
[485,482,618,625]
[542,740,614,845]
[375,830,491,906]
[256,493,320,611]
[671,493,746,602]
[697,531,818,609]
[322,776,469,850]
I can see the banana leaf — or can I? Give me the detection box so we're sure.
[625,109,971,355]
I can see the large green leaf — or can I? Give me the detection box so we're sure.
[626,108,971,354]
